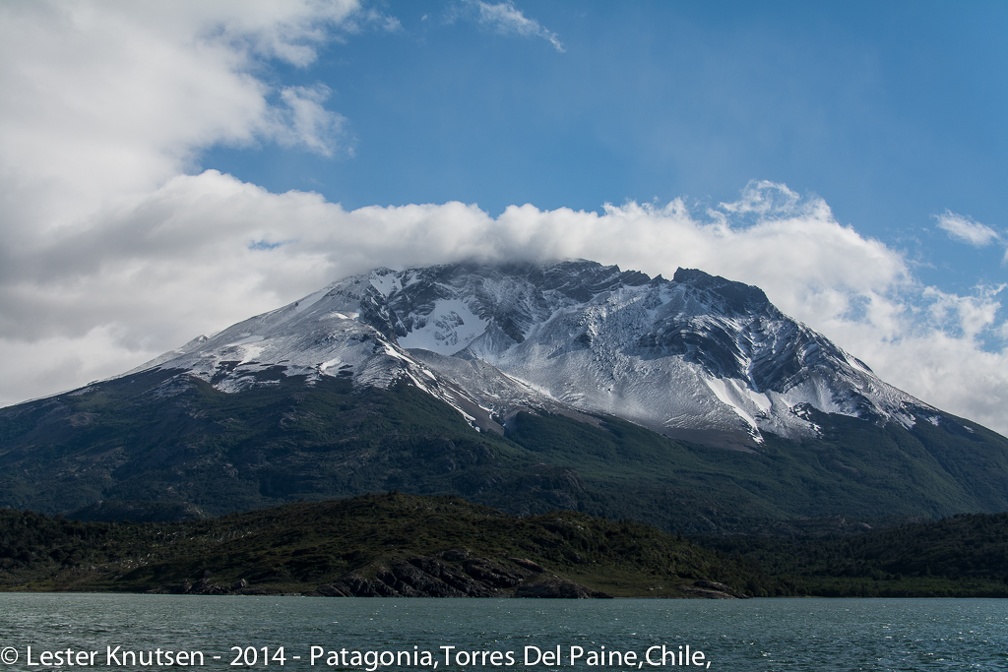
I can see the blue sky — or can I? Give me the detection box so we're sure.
[1,0,1006,433]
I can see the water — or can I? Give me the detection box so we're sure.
[0,595,1006,671]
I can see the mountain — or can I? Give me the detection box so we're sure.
[2,260,1008,531]
[134,260,919,446]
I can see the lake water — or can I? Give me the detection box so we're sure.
[0,595,1005,671]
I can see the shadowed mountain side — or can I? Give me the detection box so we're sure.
[2,370,1008,534]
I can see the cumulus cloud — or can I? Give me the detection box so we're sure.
[457,0,565,52]
[936,210,1001,247]
[0,0,358,236]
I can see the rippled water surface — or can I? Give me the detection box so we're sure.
[1,595,1006,671]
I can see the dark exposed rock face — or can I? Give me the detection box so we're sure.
[512,575,610,599]
[168,568,741,599]
[682,579,750,599]
[312,550,609,598]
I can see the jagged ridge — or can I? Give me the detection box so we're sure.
[135,259,926,446]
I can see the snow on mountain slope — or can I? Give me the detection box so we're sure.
[124,273,497,430]
[133,260,928,444]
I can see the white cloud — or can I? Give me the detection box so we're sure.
[273,85,352,157]
[0,0,358,235]
[717,179,801,217]
[936,210,1000,247]
[922,285,1005,340]
[461,0,565,52]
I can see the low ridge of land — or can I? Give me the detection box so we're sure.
[3,493,1006,598]
[0,493,762,598]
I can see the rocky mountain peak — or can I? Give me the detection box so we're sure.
[127,258,926,446]
[671,267,772,315]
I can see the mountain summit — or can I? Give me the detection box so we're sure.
[3,259,1007,530]
[141,259,922,447]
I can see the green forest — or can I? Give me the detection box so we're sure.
[2,494,1006,598]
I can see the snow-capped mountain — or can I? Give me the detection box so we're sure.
[135,260,926,446]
